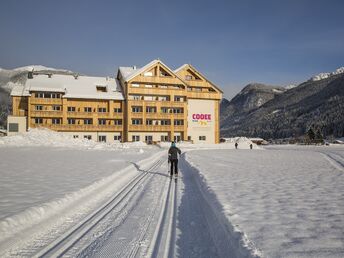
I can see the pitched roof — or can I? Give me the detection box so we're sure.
[118,59,179,82]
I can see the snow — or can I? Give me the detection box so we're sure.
[0,128,146,150]
[1,130,343,257]
[18,73,124,100]
[185,145,344,257]
[311,67,344,81]
[0,144,162,256]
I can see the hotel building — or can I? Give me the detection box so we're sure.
[8,59,222,143]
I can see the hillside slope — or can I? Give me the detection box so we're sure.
[221,74,344,138]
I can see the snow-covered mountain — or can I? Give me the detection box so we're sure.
[310,67,344,81]
[0,65,76,128]
[221,70,344,139]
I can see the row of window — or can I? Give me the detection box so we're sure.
[34,105,122,113]
[131,106,183,113]
[35,92,62,99]
[131,84,184,90]
[34,118,122,125]
[129,95,185,102]
[131,119,184,126]
[74,135,121,142]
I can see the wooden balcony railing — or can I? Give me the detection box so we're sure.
[30,98,63,105]
[31,111,63,117]
[32,124,123,132]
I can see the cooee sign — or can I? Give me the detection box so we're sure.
[192,114,211,120]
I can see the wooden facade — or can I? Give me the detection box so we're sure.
[11,60,222,143]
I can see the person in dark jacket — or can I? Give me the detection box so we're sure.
[168,141,181,178]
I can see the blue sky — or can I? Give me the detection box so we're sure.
[1,0,343,99]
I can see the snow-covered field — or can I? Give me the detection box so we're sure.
[185,145,344,257]
[1,129,343,257]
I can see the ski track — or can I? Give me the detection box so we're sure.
[33,158,166,258]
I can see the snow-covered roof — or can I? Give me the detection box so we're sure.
[118,59,177,82]
[12,74,124,100]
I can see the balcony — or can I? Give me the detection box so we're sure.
[128,124,171,132]
[145,112,185,119]
[30,98,63,105]
[34,124,123,132]
[31,111,63,117]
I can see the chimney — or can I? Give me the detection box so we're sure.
[133,65,137,70]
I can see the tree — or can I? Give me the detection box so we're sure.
[307,127,315,142]
[315,128,324,144]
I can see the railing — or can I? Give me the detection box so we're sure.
[31,111,63,117]
[33,124,123,132]
[145,113,185,119]
[30,98,63,104]
[128,125,171,132]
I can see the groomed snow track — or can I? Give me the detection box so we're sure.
[32,157,173,257]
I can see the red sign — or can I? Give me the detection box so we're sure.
[192,113,211,120]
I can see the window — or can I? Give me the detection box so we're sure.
[161,107,169,113]
[130,95,141,100]
[84,119,93,125]
[114,108,122,113]
[84,107,92,112]
[73,135,79,138]
[132,119,142,125]
[145,84,153,88]
[35,105,43,111]
[52,106,61,111]
[143,95,155,101]
[98,135,107,142]
[188,136,192,141]
[160,85,168,89]
[98,107,107,113]
[199,136,206,141]
[84,135,92,140]
[131,83,140,87]
[174,120,184,125]
[161,135,169,142]
[51,93,60,98]
[146,106,156,113]
[143,71,153,77]
[68,106,76,112]
[36,92,44,98]
[132,106,142,113]
[145,135,153,143]
[98,119,106,125]
[8,123,19,132]
[146,120,153,125]
[114,119,122,125]
[208,88,216,92]
[68,118,76,124]
[195,87,202,92]
[52,118,61,124]
[114,135,121,141]
[185,75,192,80]
[35,118,43,124]
[187,87,192,91]
[161,120,170,125]
[174,135,181,142]
[173,108,183,113]
[174,96,184,102]
[96,86,107,92]
[132,135,140,142]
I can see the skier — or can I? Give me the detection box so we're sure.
[235,142,238,149]
[168,141,181,179]
[250,143,253,149]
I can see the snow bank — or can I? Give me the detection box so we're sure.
[0,128,148,150]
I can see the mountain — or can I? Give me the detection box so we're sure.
[0,66,75,128]
[220,69,344,139]
[220,83,286,129]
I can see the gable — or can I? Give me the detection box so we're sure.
[175,64,223,93]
